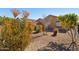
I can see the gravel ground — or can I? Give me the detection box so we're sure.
[25,32,79,51]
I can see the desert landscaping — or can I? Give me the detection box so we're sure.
[0,8,79,51]
[25,32,79,51]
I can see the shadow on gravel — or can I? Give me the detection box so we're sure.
[38,41,71,51]
[32,35,43,39]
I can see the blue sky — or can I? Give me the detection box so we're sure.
[0,8,79,20]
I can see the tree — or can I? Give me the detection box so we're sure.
[58,13,78,50]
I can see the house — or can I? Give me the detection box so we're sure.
[42,15,66,33]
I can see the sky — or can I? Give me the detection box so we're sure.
[0,8,79,20]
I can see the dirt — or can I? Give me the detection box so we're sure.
[25,32,79,51]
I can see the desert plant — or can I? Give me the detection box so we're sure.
[0,18,33,51]
[0,9,33,51]
[22,20,34,50]
[23,11,29,17]
[12,9,19,18]
[58,13,78,51]
[36,18,44,33]
[22,11,29,20]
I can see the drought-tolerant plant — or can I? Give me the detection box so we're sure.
[0,9,33,51]
[12,9,19,18]
[36,18,43,33]
[58,13,78,50]
[23,11,29,17]
[1,17,33,51]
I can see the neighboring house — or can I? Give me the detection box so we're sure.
[43,15,57,28]
[42,15,66,33]
[42,15,57,32]
[27,15,66,33]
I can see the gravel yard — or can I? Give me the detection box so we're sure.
[25,32,79,51]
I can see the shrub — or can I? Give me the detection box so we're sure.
[0,18,33,51]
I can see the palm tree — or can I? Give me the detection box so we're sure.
[58,13,78,51]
